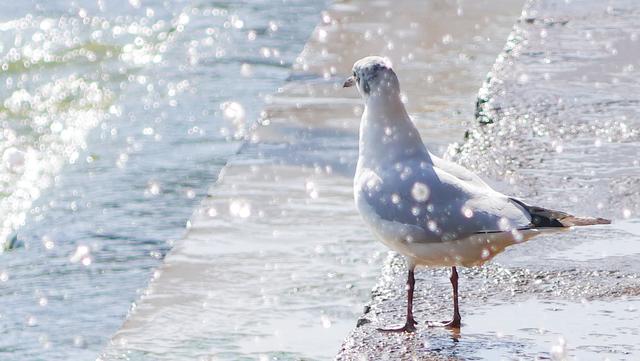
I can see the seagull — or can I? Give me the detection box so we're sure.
[344,56,611,333]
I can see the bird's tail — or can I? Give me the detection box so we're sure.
[510,198,611,228]
[555,214,611,227]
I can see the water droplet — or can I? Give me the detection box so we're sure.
[391,193,401,204]
[512,229,524,242]
[207,207,218,217]
[69,245,92,266]
[322,12,331,24]
[518,73,530,84]
[305,181,319,199]
[220,101,246,137]
[550,336,567,360]
[39,19,55,31]
[2,147,25,172]
[240,63,253,77]
[411,182,430,202]
[230,15,244,29]
[146,181,161,196]
[178,13,190,25]
[260,47,271,58]
[320,315,332,328]
[73,336,87,348]
[229,200,251,218]
[116,153,129,168]
[427,220,438,233]
[498,217,512,231]
[42,235,55,250]
[461,206,474,218]
[317,29,328,42]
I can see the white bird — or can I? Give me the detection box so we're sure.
[344,56,610,333]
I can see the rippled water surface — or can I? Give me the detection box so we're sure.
[0,1,326,359]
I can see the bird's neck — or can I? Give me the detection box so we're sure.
[357,93,430,170]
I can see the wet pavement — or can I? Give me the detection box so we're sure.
[337,254,640,360]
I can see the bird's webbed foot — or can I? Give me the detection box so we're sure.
[377,318,418,333]
[427,318,461,329]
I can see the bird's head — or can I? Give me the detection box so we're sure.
[343,56,399,98]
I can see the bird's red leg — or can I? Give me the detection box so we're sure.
[428,266,461,328]
[450,266,462,327]
[378,264,417,333]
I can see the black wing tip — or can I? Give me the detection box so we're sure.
[510,198,611,228]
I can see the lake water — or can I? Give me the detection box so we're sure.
[0,1,327,359]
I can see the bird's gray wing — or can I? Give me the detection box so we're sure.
[430,153,494,192]
[357,159,531,242]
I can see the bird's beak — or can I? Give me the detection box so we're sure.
[343,75,355,88]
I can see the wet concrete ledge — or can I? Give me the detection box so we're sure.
[337,0,640,360]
